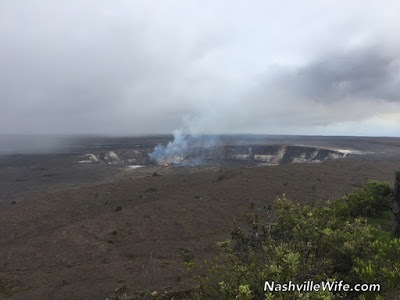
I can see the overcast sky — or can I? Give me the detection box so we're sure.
[1,0,399,136]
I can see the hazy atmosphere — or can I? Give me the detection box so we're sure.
[1,0,399,136]
[2,2,400,299]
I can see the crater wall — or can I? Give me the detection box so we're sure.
[79,144,351,167]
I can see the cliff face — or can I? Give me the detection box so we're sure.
[79,144,349,166]
[228,145,348,165]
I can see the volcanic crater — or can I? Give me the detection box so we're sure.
[80,144,353,167]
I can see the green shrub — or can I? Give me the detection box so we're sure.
[331,181,393,218]
[195,181,398,299]
[355,237,400,290]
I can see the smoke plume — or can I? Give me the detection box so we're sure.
[148,129,220,165]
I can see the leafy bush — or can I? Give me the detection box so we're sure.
[195,181,399,299]
[330,181,393,219]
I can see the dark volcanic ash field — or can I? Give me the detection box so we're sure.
[1,135,400,299]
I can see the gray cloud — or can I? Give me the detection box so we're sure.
[272,47,400,103]
[0,0,400,136]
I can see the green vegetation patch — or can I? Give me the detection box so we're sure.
[194,181,399,299]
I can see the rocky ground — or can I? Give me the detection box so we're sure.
[1,135,400,299]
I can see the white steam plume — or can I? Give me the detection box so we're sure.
[148,127,220,165]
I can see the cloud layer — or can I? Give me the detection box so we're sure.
[1,0,399,136]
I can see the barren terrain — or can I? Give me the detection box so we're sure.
[1,135,400,299]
